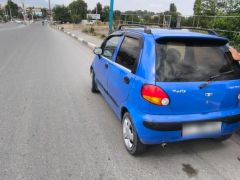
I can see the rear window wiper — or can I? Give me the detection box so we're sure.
[199,70,235,89]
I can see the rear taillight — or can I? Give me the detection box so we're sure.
[141,85,170,106]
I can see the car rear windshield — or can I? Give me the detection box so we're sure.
[156,40,240,82]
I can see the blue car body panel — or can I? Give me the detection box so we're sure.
[91,28,240,144]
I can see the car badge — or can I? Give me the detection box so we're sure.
[205,93,213,97]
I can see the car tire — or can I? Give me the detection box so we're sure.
[91,70,99,93]
[122,112,147,155]
[213,134,232,142]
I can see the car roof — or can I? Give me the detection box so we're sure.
[114,28,228,42]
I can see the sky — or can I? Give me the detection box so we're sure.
[0,0,195,15]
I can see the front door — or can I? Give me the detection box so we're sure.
[94,36,121,92]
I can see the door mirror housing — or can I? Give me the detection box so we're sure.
[93,47,103,55]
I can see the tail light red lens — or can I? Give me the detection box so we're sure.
[141,85,170,106]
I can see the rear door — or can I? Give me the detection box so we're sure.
[94,36,121,92]
[107,34,142,107]
[154,39,240,115]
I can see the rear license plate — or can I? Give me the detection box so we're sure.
[183,121,222,137]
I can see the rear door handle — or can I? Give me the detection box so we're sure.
[123,76,130,84]
[105,63,108,69]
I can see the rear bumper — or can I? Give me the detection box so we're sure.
[131,108,240,144]
[143,114,240,131]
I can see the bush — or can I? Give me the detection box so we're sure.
[89,27,95,34]
[100,34,106,39]
[82,27,95,35]
[82,28,89,33]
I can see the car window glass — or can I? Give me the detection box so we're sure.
[102,36,121,59]
[115,36,141,72]
[156,41,240,82]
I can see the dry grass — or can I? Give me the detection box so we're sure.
[59,23,109,39]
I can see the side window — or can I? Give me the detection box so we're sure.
[115,36,141,72]
[102,36,121,59]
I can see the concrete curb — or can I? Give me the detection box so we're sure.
[51,25,97,50]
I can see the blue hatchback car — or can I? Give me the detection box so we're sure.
[90,25,240,155]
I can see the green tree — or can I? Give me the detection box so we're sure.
[194,0,202,15]
[101,6,109,22]
[0,8,3,21]
[69,0,88,23]
[201,0,217,15]
[192,0,240,49]
[164,3,181,27]
[53,5,71,23]
[114,10,121,22]
[170,3,177,13]
[5,0,19,19]
[92,2,102,14]
[219,0,240,13]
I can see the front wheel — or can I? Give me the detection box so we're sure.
[122,112,146,155]
[91,71,99,93]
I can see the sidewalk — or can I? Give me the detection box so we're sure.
[65,29,103,47]
[52,25,104,49]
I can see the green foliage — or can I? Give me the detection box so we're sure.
[5,0,19,18]
[90,27,95,34]
[53,5,71,23]
[92,2,102,14]
[114,10,121,21]
[101,5,109,22]
[194,0,202,15]
[217,0,240,13]
[193,0,240,50]
[164,3,181,27]
[201,0,217,15]
[0,8,3,21]
[82,26,96,35]
[170,3,177,13]
[69,0,87,23]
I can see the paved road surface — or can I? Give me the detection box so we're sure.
[0,23,240,180]
[0,22,25,32]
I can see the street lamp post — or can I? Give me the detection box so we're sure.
[109,0,114,34]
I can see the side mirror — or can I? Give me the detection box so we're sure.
[93,47,103,55]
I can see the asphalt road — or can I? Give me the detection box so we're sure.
[0,22,25,32]
[0,23,240,180]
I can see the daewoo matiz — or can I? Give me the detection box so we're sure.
[90,25,240,155]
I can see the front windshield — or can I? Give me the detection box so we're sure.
[156,41,240,82]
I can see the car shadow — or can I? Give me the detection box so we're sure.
[141,138,231,157]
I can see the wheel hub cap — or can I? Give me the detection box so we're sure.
[123,117,134,150]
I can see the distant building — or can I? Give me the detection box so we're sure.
[32,7,43,17]
[0,3,4,11]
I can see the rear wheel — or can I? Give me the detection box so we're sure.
[213,134,232,142]
[122,112,146,155]
[91,70,99,93]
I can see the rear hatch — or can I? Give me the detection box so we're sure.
[155,37,240,115]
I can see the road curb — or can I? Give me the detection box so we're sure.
[51,25,97,50]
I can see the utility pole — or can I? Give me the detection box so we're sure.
[109,0,114,34]
[9,6,12,21]
[21,1,26,23]
[48,0,52,21]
